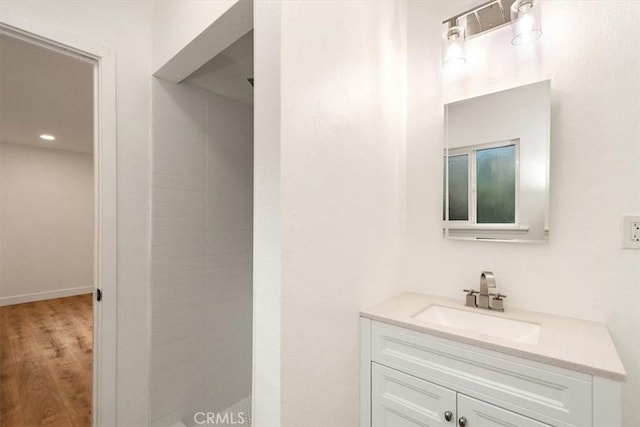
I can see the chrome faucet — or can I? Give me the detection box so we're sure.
[477,271,495,309]
[463,271,506,312]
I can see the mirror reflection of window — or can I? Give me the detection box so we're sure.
[476,144,516,224]
[446,140,518,225]
[447,154,469,221]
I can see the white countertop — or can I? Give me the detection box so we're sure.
[360,292,626,382]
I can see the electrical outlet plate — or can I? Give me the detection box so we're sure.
[623,215,640,249]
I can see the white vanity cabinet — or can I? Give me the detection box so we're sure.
[372,362,551,427]
[361,318,623,427]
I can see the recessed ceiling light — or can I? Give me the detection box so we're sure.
[40,134,55,141]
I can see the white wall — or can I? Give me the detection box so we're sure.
[257,1,408,426]
[252,1,282,424]
[151,78,253,426]
[0,2,153,424]
[152,0,238,73]
[405,2,640,426]
[0,143,93,305]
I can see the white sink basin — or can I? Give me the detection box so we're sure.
[412,305,541,345]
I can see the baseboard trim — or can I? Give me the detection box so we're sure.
[0,286,93,306]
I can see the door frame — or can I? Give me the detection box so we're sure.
[0,11,117,427]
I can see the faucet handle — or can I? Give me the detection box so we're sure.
[463,289,477,308]
[489,292,507,299]
[490,293,506,312]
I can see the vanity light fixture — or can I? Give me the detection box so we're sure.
[442,19,466,67]
[39,134,55,141]
[510,0,542,45]
[441,0,542,68]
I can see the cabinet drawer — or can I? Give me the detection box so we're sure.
[458,394,552,427]
[372,362,456,427]
[371,321,591,427]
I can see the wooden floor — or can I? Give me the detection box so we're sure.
[0,294,93,427]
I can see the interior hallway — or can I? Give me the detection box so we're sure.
[0,294,93,427]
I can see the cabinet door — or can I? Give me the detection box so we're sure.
[457,394,552,427]
[372,362,457,427]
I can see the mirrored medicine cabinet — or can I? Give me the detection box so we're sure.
[443,80,550,242]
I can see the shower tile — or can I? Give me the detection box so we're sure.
[153,307,206,332]
[153,294,205,319]
[153,172,207,192]
[154,155,206,177]
[151,375,206,420]
[206,252,251,268]
[151,79,253,426]
[151,358,208,391]
[153,216,206,233]
[154,187,205,203]
[153,281,207,304]
[153,230,206,247]
[151,256,205,274]
[152,243,206,261]
[152,269,207,288]
[152,318,207,347]
[151,334,206,366]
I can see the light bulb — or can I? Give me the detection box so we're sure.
[511,0,542,46]
[442,25,466,67]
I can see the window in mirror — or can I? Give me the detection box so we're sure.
[446,139,519,225]
[476,144,516,224]
[447,154,469,221]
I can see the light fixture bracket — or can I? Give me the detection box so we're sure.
[443,0,517,38]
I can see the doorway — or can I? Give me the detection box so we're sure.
[0,31,94,427]
[0,16,117,427]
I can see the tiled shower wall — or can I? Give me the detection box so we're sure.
[150,79,253,426]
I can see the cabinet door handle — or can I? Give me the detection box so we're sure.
[444,410,453,422]
[458,416,467,427]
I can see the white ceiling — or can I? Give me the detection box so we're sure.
[0,34,94,154]
[185,30,253,106]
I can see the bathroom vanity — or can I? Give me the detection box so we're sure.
[360,293,626,427]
